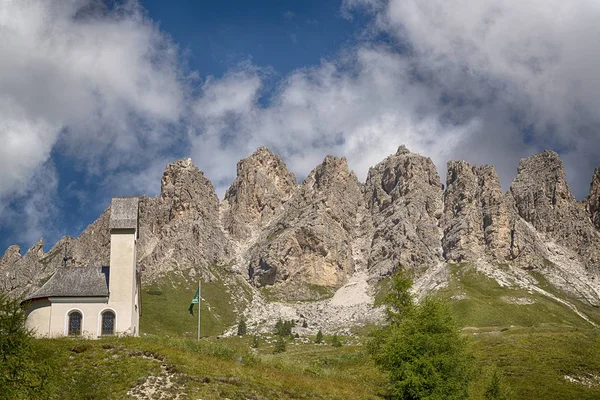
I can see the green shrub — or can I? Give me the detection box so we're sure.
[273,336,286,354]
[331,334,342,347]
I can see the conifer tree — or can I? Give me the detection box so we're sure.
[315,329,323,344]
[237,317,247,336]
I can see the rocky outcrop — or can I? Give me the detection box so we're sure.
[0,245,22,266]
[508,151,600,270]
[221,147,297,242]
[2,146,600,307]
[137,159,233,280]
[246,156,367,299]
[586,168,600,231]
[442,162,510,261]
[364,146,444,279]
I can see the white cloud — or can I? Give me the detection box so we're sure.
[0,0,185,198]
[3,0,600,250]
[344,0,600,193]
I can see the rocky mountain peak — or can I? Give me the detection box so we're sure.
[396,144,411,155]
[0,245,21,266]
[222,147,297,241]
[586,168,600,231]
[304,155,355,191]
[509,150,600,269]
[442,161,510,262]
[365,147,444,278]
[510,150,574,233]
[160,158,219,219]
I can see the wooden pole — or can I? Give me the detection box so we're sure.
[197,280,201,341]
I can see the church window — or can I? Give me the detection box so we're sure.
[101,311,115,336]
[68,311,82,336]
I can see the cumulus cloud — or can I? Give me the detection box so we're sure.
[344,0,600,193]
[188,0,599,197]
[0,0,187,248]
[2,0,599,251]
[0,0,185,198]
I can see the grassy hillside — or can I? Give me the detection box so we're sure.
[140,268,251,337]
[20,265,600,399]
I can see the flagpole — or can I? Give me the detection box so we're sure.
[197,280,201,341]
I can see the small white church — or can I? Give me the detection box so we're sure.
[24,197,141,338]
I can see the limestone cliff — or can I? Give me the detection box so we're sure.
[221,147,297,242]
[442,161,510,262]
[2,146,600,308]
[246,155,367,299]
[586,168,600,231]
[364,145,444,279]
[508,151,600,270]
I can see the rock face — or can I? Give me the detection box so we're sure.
[364,146,444,279]
[2,146,600,307]
[442,161,510,262]
[508,151,600,270]
[586,168,600,231]
[221,147,297,242]
[246,156,367,299]
[137,159,233,280]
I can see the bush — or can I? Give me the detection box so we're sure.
[331,334,342,347]
[273,336,286,354]
[0,294,53,399]
[251,335,260,349]
[369,271,474,399]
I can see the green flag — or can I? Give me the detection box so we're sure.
[189,288,199,315]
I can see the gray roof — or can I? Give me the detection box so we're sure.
[110,197,139,230]
[26,266,109,301]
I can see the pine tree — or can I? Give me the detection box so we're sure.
[368,269,475,400]
[315,329,323,344]
[237,317,247,336]
[302,320,308,328]
[251,335,260,349]
[274,318,283,335]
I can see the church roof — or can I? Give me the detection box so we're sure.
[26,266,109,301]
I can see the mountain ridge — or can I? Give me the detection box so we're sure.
[2,145,600,331]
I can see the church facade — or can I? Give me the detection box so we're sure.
[24,197,141,338]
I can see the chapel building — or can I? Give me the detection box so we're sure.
[23,197,141,338]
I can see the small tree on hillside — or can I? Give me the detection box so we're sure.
[315,329,323,344]
[273,335,286,354]
[251,335,260,349]
[369,270,475,400]
[237,317,247,336]
[331,333,342,347]
[484,368,513,400]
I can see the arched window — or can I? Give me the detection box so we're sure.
[68,311,82,336]
[101,311,115,336]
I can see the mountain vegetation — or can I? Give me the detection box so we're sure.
[1,146,600,398]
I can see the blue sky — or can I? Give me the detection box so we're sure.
[0,0,599,255]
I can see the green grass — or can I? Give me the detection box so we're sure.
[140,269,245,337]
[24,263,600,399]
[30,335,384,399]
[442,264,599,330]
[440,264,600,399]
